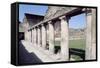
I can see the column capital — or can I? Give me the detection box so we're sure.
[41,23,44,26]
[37,26,40,28]
[41,23,46,28]
[48,21,52,24]
[59,16,66,20]
[82,8,91,11]
[59,15,70,20]
[84,8,92,15]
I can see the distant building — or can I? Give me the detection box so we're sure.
[19,13,44,40]
[22,13,44,31]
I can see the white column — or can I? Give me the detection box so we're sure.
[32,29,34,43]
[40,27,42,47]
[48,21,55,54]
[25,31,28,41]
[59,16,69,61]
[30,30,32,42]
[30,30,31,42]
[27,31,29,41]
[38,27,41,46]
[36,28,38,45]
[34,28,36,45]
[85,8,96,60]
[91,9,96,60]
[41,24,46,49]
[28,31,31,42]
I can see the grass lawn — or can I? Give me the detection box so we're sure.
[69,39,86,50]
[54,39,86,60]
[54,39,85,50]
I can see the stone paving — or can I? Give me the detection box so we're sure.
[21,40,67,62]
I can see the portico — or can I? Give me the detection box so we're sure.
[25,8,96,61]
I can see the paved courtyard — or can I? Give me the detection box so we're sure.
[19,40,71,64]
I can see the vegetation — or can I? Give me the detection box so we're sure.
[54,39,86,61]
[69,39,85,50]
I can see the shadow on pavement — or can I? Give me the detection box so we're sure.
[18,41,43,65]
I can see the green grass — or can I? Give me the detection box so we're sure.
[54,39,86,60]
[54,39,85,50]
[69,39,86,50]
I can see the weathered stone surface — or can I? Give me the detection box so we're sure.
[37,27,41,46]
[91,9,96,60]
[60,16,69,61]
[48,21,55,54]
[85,8,96,60]
[34,28,36,45]
[44,6,76,22]
[41,24,46,49]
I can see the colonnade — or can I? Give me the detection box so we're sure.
[25,8,96,61]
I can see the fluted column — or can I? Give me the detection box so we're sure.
[85,8,96,60]
[37,27,41,46]
[41,24,46,49]
[59,16,69,61]
[48,21,55,54]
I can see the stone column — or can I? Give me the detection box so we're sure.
[48,21,55,54]
[85,8,96,60]
[28,31,31,42]
[36,28,38,45]
[59,16,69,61]
[91,9,96,60]
[30,30,32,42]
[32,29,34,43]
[25,31,27,41]
[32,29,35,44]
[27,31,29,41]
[34,28,36,45]
[37,27,41,46]
[41,24,46,49]
[40,27,42,47]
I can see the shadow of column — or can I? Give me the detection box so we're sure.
[18,41,43,65]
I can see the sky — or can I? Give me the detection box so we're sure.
[19,4,86,29]
[69,13,86,29]
[19,4,48,22]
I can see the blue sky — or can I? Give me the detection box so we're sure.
[19,4,86,29]
[69,13,86,29]
[19,4,48,22]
